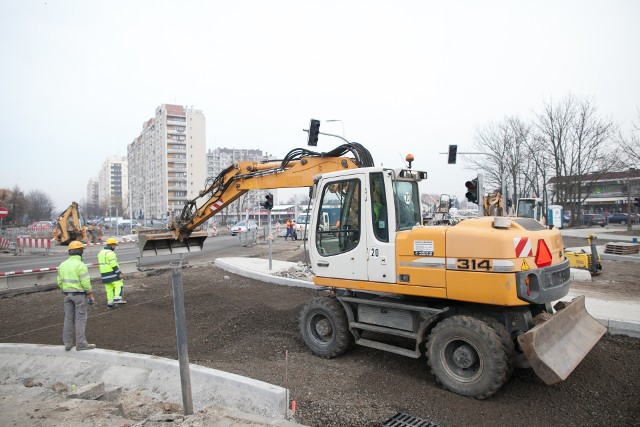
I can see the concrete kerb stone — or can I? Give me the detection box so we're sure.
[595,318,640,339]
[0,343,289,419]
[214,258,318,290]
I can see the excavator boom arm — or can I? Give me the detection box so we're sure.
[140,144,372,255]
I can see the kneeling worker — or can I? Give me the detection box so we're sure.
[98,237,126,309]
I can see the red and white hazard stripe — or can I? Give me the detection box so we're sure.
[209,199,224,214]
[16,238,52,249]
[0,267,57,276]
[0,237,11,249]
[514,237,532,258]
[0,262,100,277]
[213,223,218,236]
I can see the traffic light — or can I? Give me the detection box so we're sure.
[447,145,458,164]
[261,193,274,210]
[465,178,478,203]
[307,119,320,146]
[635,197,640,208]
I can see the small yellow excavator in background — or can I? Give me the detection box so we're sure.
[53,202,103,245]
[565,234,603,276]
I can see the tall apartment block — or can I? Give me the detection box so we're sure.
[86,177,100,217]
[128,104,206,220]
[98,156,128,217]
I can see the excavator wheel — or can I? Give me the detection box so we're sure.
[427,315,509,399]
[300,297,353,359]
[471,314,516,379]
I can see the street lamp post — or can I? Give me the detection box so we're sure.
[326,119,345,138]
[627,168,635,231]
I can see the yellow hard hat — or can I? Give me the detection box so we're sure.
[68,241,85,251]
[106,237,118,245]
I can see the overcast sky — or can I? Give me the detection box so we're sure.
[1,0,638,213]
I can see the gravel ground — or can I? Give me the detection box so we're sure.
[0,237,639,426]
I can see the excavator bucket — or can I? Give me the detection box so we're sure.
[517,295,606,385]
[138,230,208,257]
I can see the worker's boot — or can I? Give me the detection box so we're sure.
[76,344,96,351]
[114,297,127,304]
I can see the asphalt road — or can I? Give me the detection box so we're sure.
[0,234,247,272]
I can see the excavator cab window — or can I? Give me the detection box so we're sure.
[370,172,389,242]
[395,180,421,230]
[315,178,361,256]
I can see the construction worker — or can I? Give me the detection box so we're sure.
[57,241,95,351]
[284,218,292,240]
[98,237,126,309]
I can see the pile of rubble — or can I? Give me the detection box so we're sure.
[273,262,314,282]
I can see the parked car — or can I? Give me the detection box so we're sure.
[230,220,258,236]
[118,220,142,230]
[607,212,638,225]
[580,214,606,227]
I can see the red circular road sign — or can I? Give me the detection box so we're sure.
[0,207,8,218]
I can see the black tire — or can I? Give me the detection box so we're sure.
[300,297,353,358]
[472,314,515,379]
[427,315,508,399]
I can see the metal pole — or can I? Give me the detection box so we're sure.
[268,210,272,270]
[129,176,133,235]
[627,170,632,232]
[170,258,194,415]
[326,119,345,138]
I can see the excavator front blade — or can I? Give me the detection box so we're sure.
[517,295,606,385]
[138,230,208,256]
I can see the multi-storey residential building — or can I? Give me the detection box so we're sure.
[98,157,128,217]
[85,177,100,217]
[206,147,276,224]
[127,104,206,220]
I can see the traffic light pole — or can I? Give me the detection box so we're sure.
[268,210,272,270]
[443,150,506,214]
[303,129,350,144]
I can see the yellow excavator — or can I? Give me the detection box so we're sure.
[138,143,605,399]
[53,202,103,245]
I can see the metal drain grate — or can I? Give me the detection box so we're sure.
[383,412,440,427]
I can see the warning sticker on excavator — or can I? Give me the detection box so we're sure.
[514,237,533,258]
[414,240,434,256]
[521,259,530,271]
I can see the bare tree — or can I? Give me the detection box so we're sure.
[617,108,640,167]
[25,190,55,222]
[535,94,616,220]
[8,186,27,225]
[469,116,531,204]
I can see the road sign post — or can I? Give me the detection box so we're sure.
[0,207,7,230]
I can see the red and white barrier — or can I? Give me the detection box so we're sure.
[0,262,101,277]
[0,237,11,249]
[213,223,218,236]
[0,267,58,276]
[16,238,52,252]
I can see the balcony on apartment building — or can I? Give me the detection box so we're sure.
[166,116,186,126]
[167,162,187,172]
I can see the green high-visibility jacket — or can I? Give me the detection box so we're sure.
[57,255,92,293]
[98,248,122,284]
